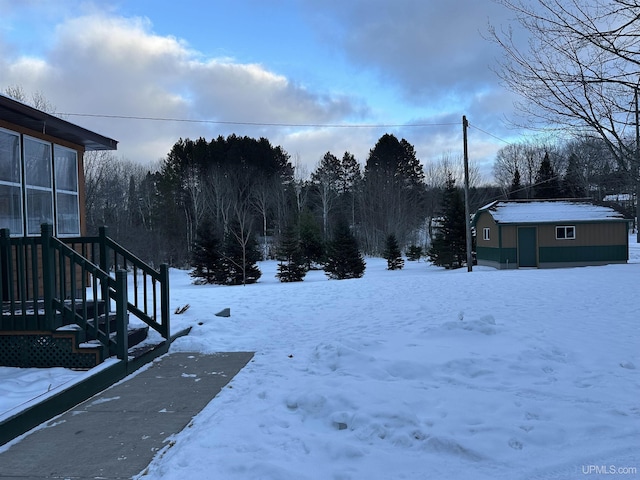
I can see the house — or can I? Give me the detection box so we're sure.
[0,95,192,447]
[473,199,629,269]
[0,94,174,369]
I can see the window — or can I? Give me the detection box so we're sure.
[0,128,23,235]
[54,145,80,236]
[556,226,575,240]
[483,227,490,241]
[24,136,53,235]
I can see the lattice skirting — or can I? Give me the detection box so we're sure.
[0,332,102,369]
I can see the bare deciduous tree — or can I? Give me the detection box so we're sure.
[488,0,640,230]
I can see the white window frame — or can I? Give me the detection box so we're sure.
[53,144,80,236]
[556,225,576,240]
[0,127,23,236]
[23,135,54,236]
[483,227,490,241]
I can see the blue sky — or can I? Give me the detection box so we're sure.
[0,0,528,181]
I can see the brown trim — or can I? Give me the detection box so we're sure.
[0,118,86,153]
[78,151,87,236]
[0,95,117,151]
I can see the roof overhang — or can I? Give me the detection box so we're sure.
[0,94,117,151]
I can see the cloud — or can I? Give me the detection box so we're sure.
[304,0,509,102]
[0,12,366,165]
[0,4,523,181]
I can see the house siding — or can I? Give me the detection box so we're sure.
[537,222,627,247]
[501,225,518,248]
[539,244,628,264]
[475,214,499,247]
[476,246,518,268]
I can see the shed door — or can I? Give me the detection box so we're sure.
[518,227,537,267]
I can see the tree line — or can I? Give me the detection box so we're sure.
[84,130,634,275]
[84,133,503,272]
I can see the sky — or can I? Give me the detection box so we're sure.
[0,0,528,181]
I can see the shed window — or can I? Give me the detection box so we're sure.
[483,227,490,241]
[556,225,575,240]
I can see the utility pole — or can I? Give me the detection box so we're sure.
[462,115,473,272]
[635,87,640,243]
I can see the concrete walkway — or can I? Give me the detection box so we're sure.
[0,351,254,480]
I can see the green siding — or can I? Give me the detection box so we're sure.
[539,245,628,263]
[476,246,518,265]
[477,246,501,263]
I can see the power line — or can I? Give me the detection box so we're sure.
[467,122,512,145]
[57,112,459,129]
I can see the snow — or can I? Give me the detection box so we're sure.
[2,239,640,479]
[484,200,626,223]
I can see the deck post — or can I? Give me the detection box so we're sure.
[98,227,110,312]
[0,228,9,305]
[159,264,170,339]
[40,224,55,330]
[115,269,129,361]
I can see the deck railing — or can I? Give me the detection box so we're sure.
[0,224,170,361]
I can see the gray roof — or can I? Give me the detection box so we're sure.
[0,94,117,151]
[477,200,627,224]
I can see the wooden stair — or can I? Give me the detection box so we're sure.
[0,300,151,370]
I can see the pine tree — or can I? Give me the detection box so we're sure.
[406,245,423,261]
[534,152,561,198]
[190,220,225,284]
[275,221,307,282]
[324,219,366,280]
[562,154,586,198]
[382,234,404,270]
[222,222,262,285]
[298,210,324,269]
[428,176,467,269]
[509,168,524,199]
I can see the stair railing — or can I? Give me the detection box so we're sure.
[61,226,170,341]
[1,224,170,361]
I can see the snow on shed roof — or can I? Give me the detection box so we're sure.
[479,200,626,224]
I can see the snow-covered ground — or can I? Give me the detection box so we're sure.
[2,239,640,479]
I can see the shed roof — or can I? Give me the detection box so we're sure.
[0,94,117,151]
[476,200,627,224]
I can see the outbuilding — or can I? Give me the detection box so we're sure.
[473,199,630,269]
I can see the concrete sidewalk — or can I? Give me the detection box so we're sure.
[0,351,254,480]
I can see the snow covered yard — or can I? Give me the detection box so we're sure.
[2,239,640,479]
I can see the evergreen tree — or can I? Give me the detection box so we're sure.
[298,210,324,269]
[190,220,225,284]
[562,154,586,198]
[275,221,307,282]
[534,152,561,198]
[382,234,404,270]
[361,134,426,254]
[406,245,423,261]
[222,222,262,285]
[324,219,366,280]
[509,168,524,199]
[428,176,467,269]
